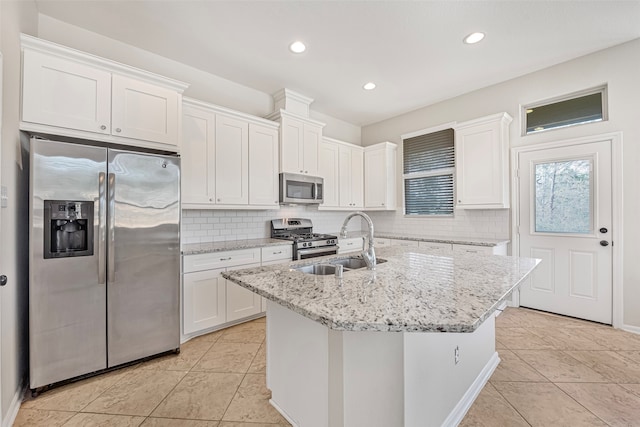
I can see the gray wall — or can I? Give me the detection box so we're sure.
[0,0,38,422]
[362,38,640,329]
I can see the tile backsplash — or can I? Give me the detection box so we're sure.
[181,206,365,244]
[181,206,510,244]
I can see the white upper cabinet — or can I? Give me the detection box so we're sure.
[20,35,188,151]
[339,144,364,208]
[111,75,180,146]
[22,49,112,135]
[319,137,364,211]
[248,123,279,207]
[269,110,324,175]
[318,140,340,208]
[182,105,215,205]
[215,115,249,205]
[455,112,512,209]
[364,142,397,210]
[182,98,279,209]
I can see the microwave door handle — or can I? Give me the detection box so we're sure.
[314,183,319,200]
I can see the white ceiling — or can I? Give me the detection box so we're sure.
[34,0,640,126]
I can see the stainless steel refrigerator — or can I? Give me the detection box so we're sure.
[29,137,180,391]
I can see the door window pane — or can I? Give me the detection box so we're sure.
[534,159,592,233]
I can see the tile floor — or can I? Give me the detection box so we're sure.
[14,308,640,426]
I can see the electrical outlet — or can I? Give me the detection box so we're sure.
[1,186,7,208]
[454,346,460,365]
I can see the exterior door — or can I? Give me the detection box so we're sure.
[517,140,612,324]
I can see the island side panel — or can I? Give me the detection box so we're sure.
[267,301,329,427]
[404,315,498,427]
[341,331,404,427]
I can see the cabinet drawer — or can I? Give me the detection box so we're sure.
[261,245,293,263]
[374,238,391,248]
[184,248,261,273]
[389,239,420,247]
[418,241,453,251]
[453,244,494,255]
[338,237,364,254]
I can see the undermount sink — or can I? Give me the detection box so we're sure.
[293,257,387,275]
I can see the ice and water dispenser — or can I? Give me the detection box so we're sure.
[43,200,94,258]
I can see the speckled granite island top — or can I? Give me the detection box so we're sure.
[336,231,509,247]
[222,246,540,333]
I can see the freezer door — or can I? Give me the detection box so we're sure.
[30,139,108,389]
[107,149,180,366]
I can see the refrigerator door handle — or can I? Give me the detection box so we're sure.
[98,172,106,285]
[108,173,116,281]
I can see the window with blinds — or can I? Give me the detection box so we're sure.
[403,128,455,215]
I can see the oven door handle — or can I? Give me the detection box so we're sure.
[296,246,338,259]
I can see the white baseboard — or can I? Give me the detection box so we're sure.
[2,381,25,427]
[441,352,501,427]
[270,398,299,427]
[622,324,640,335]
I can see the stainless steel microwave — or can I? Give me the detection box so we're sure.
[279,172,324,205]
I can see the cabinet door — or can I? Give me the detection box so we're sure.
[183,268,226,334]
[215,115,249,205]
[351,148,364,208]
[365,148,386,208]
[22,49,112,135]
[280,116,304,173]
[226,262,262,322]
[111,75,179,147]
[455,114,510,209]
[418,241,453,252]
[338,237,364,254]
[302,123,321,175]
[319,141,340,207]
[338,146,353,207]
[249,124,279,206]
[182,106,215,205]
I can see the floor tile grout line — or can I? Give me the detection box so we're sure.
[549,381,615,427]
[488,381,533,427]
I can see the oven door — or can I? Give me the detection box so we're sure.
[296,246,338,260]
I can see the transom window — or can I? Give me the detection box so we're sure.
[523,86,607,135]
[402,128,455,216]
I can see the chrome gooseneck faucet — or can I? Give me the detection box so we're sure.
[340,211,376,270]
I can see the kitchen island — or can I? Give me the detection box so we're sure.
[223,246,539,427]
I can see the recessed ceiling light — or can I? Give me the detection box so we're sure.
[363,82,376,90]
[289,41,306,53]
[463,32,485,44]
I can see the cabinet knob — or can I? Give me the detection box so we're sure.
[305,170,308,173]
[0,275,7,287]
[115,128,122,133]
[382,203,385,206]
[100,125,107,130]
[458,200,462,203]
[209,198,213,202]
[217,198,221,202]
[300,170,304,173]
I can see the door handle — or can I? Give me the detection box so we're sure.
[599,227,608,234]
[108,173,116,281]
[0,275,7,286]
[600,240,609,247]
[98,172,106,285]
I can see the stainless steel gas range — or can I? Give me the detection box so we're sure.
[270,218,338,260]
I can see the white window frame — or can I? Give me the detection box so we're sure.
[401,122,456,217]
[521,85,608,136]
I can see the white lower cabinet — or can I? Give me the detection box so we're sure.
[183,245,292,337]
[389,238,420,248]
[453,243,507,255]
[183,268,226,335]
[338,237,364,254]
[226,263,261,322]
[418,241,453,251]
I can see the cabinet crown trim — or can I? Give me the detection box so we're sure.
[323,136,363,149]
[364,141,398,151]
[20,33,189,92]
[183,97,280,129]
[264,109,326,128]
[454,112,513,130]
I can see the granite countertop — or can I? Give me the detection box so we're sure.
[334,231,509,247]
[182,238,292,255]
[222,246,539,333]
